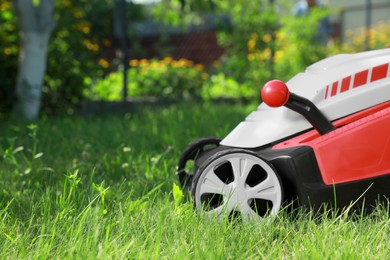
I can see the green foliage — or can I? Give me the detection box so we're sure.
[274,7,331,81]
[0,0,146,115]
[216,0,277,55]
[152,0,186,26]
[46,1,390,108]
[201,72,255,100]
[89,57,208,100]
[43,0,116,114]
[331,22,390,53]
[87,72,123,101]
[152,0,214,27]
[3,0,390,116]
[0,1,18,113]
[154,0,335,90]
[88,57,259,101]
[215,0,279,87]
[172,183,184,214]
[32,0,40,7]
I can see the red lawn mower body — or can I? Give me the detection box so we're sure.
[177,48,390,220]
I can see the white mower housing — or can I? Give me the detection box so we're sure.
[221,48,390,148]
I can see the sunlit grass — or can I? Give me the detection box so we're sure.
[0,101,388,258]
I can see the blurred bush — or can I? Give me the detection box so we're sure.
[273,7,331,81]
[88,56,255,101]
[88,57,207,100]
[331,22,390,53]
[3,0,390,113]
[0,0,144,115]
[215,0,278,92]
[201,72,255,101]
[89,17,390,102]
[0,1,18,114]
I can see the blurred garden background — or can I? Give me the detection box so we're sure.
[1,0,390,119]
[0,0,389,258]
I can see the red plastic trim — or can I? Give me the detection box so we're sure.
[371,64,389,82]
[324,85,329,99]
[340,76,351,93]
[323,63,390,100]
[273,101,390,185]
[331,82,338,97]
[353,70,369,88]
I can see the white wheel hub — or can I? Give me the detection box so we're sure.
[193,151,283,221]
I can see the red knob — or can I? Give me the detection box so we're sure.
[261,80,290,107]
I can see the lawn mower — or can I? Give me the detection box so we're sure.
[177,48,390,220]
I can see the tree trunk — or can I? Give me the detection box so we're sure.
[12,0,55,121]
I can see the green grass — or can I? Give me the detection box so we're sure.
[0,102,389,259]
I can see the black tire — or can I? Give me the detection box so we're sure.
[177,137,221,189]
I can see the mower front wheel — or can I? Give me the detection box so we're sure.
[191,149,283,221]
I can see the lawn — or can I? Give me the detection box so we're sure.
[0,102,389,259]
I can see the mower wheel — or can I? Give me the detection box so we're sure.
[192,149,283,221]
[177,137,221,189]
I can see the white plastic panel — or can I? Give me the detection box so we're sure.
[221,48,390,148]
